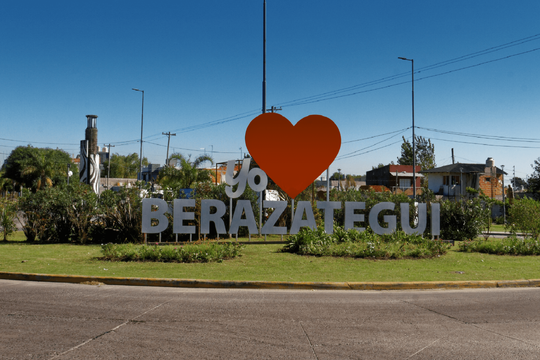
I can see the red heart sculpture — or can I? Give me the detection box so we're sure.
[245,113,341,199]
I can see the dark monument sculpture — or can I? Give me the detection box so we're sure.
[79,114,100,194]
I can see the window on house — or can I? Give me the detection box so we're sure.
[443,175,460,185]
[399,178,411,190]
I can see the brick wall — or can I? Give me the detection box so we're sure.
[478,174,503,199]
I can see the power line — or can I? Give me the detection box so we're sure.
[417,126,540,143]
[342,127,410,143]
[337,139,404,160]
[338,131,410,160]
[426,136,540,149]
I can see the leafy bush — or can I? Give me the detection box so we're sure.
[0,197,17,240]
[282,225,450,259]
[459,236,540,255]
[92,187,145,244]
[18,183,98,243]
[100,242,244,263]
[507,197,540,239]
[439,198,487,241]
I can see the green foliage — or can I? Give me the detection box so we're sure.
[2,146,72,191]
[397,135,436,171]
[109,153,148,178]
[459,236,540,255]
[0,197,18,240]
[100,242,244,263]
[439,198,486,241]
[18,183,97,243]
[329,189,416,232]
[527,158,540,193]
[0,170,15,195]
[93,186,148,244]
[282,225,450,259]
[158,153,213,190]
[507,197,540,239]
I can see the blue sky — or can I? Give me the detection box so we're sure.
[1,1,539,182]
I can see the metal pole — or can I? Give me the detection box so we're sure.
[132,88,144,181]
[262,0,266,114]
[291,199,294,223]
[105,144,115,189]
[398,57,415,198]
[460,168,463,199]
[326,168,330,201]
[140,92,144,179]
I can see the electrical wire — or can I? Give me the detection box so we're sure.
[342,127,410,143]
[417,126,540,143]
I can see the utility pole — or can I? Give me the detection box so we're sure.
[104,144,115,189]
[451,148,455,164]
[513,166,516,189]
[162,132,176,166]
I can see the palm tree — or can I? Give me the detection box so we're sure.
[21,149,58,190]
[158,153,213,189]
[0,172,14,196]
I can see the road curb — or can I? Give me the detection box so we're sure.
[1,272,540,291]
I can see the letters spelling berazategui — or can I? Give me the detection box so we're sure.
[142,158,440,236]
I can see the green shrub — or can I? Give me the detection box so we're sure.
[0,197,17,241]
[507,198,540,239]
[459,236,540,255]
[92,187,145,244]
[18,183,97,243]
[100,242,244,263]
[282,225,449,259]
[439,198,486,241]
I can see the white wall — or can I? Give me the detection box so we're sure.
[427,174,444,193]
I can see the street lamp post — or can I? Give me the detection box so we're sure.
[132,88,144,181]
[398,57,416,198]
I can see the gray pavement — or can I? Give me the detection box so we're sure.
[2,280,540,359]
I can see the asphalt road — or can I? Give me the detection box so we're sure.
[1,280,540,359]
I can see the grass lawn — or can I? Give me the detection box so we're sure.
[489,224,507,232]
[1,232,539,282]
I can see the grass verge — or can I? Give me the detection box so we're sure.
[1,232,539,282]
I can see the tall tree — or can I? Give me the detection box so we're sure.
[2,146,71,190]
[528,158,540,193]
[397,136,436,170]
